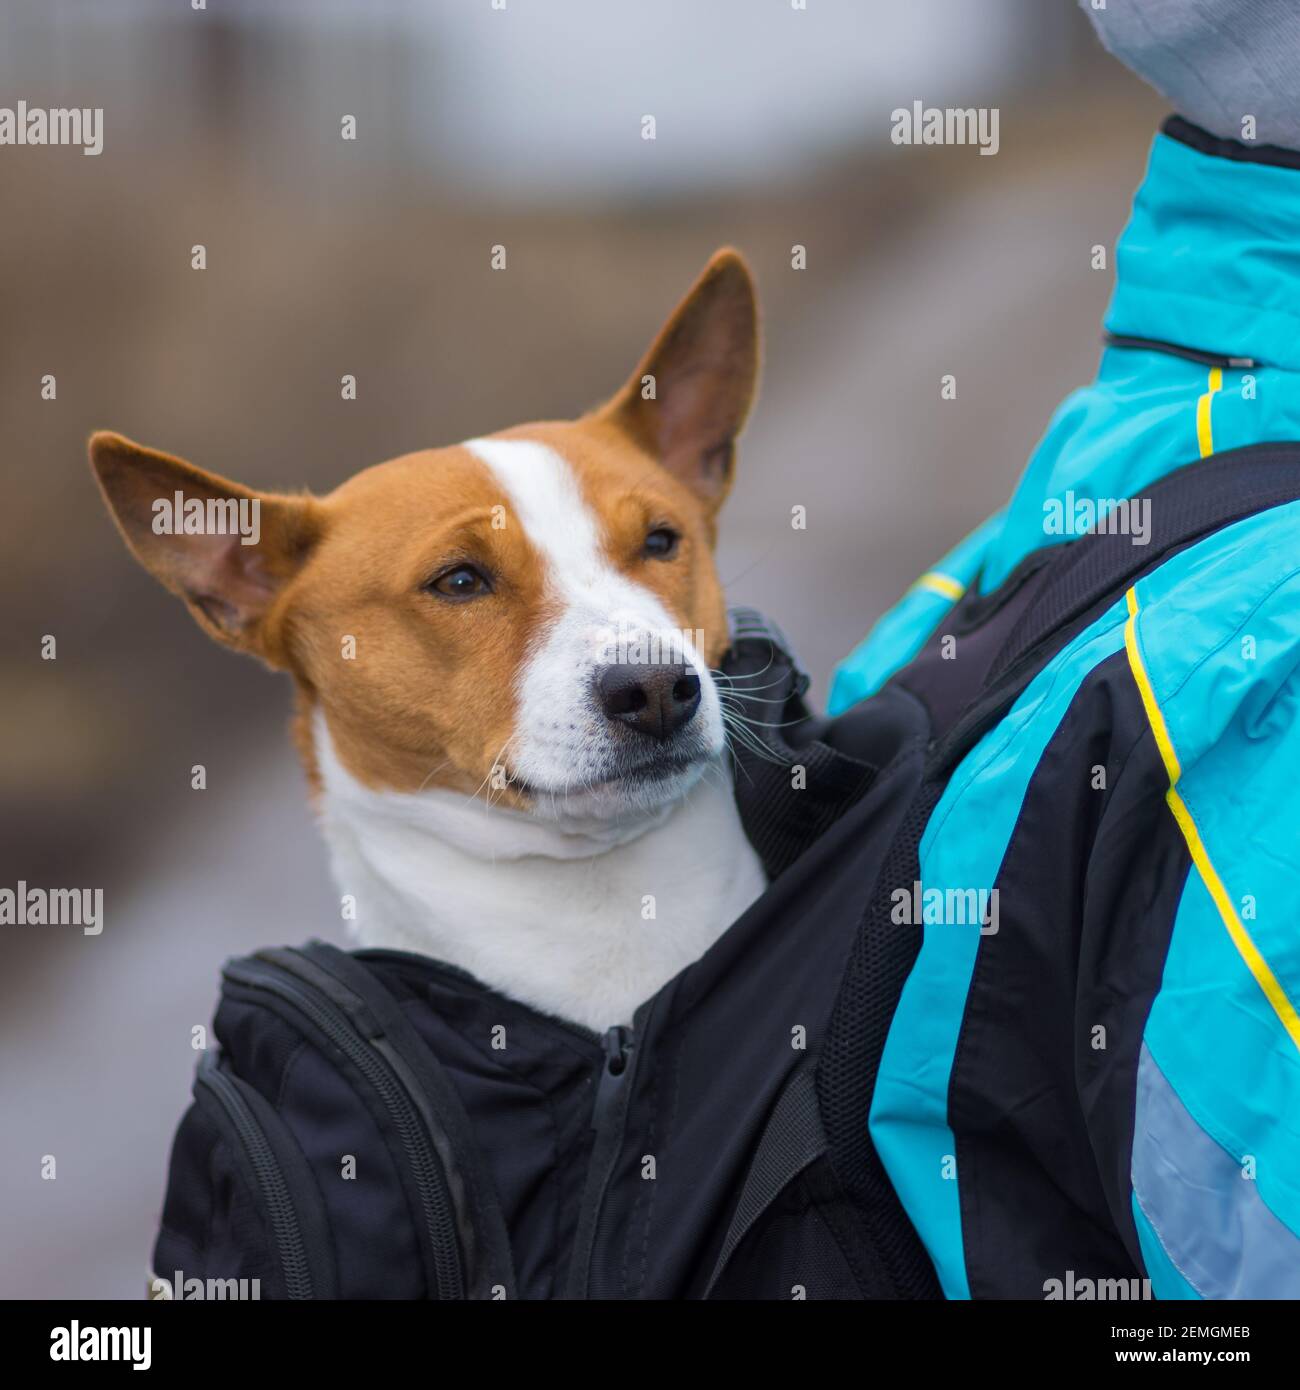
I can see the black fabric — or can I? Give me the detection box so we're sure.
[366,952,601,1300]
[1163,113,1300,172]
[583,708,931,1297]
[816,776,946,1299]
[1075,707,1197,1276]
[156,1051,338,1300]
[890,556,1056,741]
[950,652,1191,1298]
[157,1084,304,1300]
[703,1158,876,1301]
[215,950,472,1299]
[724,607,883,879]
[705,1065,828,1293]
[284,942,517,1297]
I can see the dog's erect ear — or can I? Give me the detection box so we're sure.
[89,431,321,665]
[601,247,759,512]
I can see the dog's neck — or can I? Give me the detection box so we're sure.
[312,712,766,1032]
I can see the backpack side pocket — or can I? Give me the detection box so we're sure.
[153,1051,338,1300]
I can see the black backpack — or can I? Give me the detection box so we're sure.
[154,446,1300,1299]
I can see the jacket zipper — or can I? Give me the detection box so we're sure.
[195,1057,315,1300]
[1103,331,1256,370]
[223,959,465,1300]
[567,1021,638,1297]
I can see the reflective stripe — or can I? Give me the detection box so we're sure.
[1196,366,1222,458]
[1123,588,1180,779]
[1133,1044,1300,1298]
[912,571,965,602]
[1123,585,1300,1053]
[1131,1194,1201,1300]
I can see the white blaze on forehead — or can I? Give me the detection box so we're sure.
[464,436,612,593]
[463,435,676,632]
[462,435,724,797]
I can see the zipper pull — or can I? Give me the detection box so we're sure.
[592,1024,633,1129]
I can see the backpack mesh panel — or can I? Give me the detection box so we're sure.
[733,735,877,882]
[815,778,944,1299]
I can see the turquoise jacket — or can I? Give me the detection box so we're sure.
[830,120,1300,1299]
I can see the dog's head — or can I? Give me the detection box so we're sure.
[91,249,759,824]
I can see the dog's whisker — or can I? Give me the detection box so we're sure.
[721,720,785,767]
[416,756,456,793]
[717,705,808,732]
[471,734,523,810]
[710,654,781,688]
[720,709,792,767]
[714,691,789,711]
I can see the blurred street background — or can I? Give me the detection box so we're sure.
[0,0,1163,1296]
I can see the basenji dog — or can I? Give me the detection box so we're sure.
[91,250,768,1031]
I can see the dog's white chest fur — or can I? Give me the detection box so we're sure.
[314,715,766,1031]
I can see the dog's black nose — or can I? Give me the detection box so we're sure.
[596,662,701,741]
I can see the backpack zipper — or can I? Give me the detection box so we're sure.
[594,1024,633,1128]
[567,1021,638,1297]
[223,958,465,1300]
[195,1057,315,1299]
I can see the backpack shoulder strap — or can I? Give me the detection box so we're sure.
[933,442,1300,772]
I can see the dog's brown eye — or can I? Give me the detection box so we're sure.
[643,527,679,559]
[427,564,491,600]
